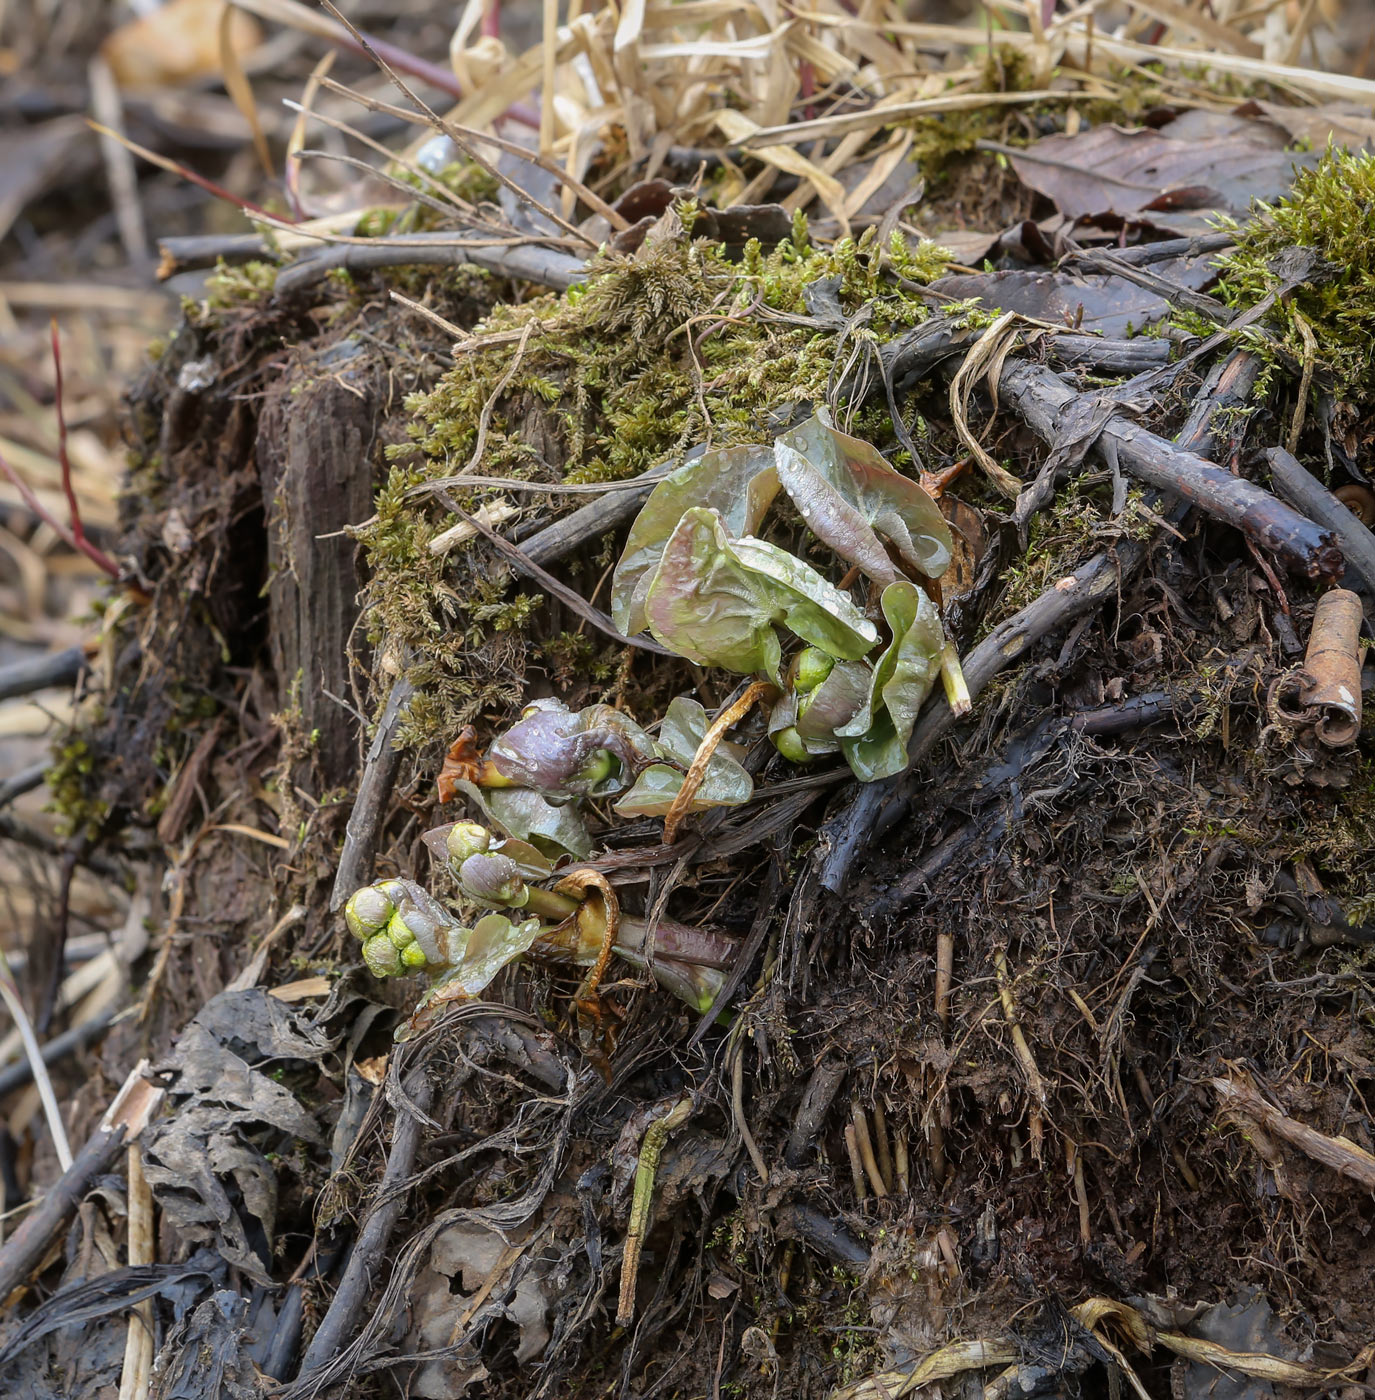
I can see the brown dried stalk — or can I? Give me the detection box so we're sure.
[1271,588,1364,746]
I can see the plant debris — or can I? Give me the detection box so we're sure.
[4,4,1375,1400]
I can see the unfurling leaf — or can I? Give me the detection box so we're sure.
[774,413,952,583]
[836,580,946,781]
[486,699,655,801]
[613,696,753,817]
[794,660,873,754]
[403,913,545,1035]
[612,443,779,635]
[643,508,876,680]
[456,780,594,859]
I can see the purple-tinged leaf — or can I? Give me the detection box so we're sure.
[774,413,952,581]
[612,443,779,635]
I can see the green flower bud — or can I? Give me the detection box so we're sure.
[400,942,430,969]
[345,884,396,942]
[459,852,529,908]
[572,748,617,789]
[771,726,813,764]
[793,647,835,695]
[385,909,418,951]
[362,933,402,978]
[445,821,491,866]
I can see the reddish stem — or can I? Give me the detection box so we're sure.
[799,58,816,123]
[482,0,501,40]
[0,329,120,579]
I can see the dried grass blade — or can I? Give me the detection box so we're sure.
[949,314,1023,500]
[221,2,274,177]
[663,682,773,845]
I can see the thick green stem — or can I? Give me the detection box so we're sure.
[524,885,581,921]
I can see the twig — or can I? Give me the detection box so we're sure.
[993,949,1046,1162]
[785,1057,848,1168]
[997,360,1341,581]
[1213,1074,1375,1189]
[0,953,72,1170]
[295,1068,433,1378]
[843,1123,867,1201]
[274,230,586,295]
[0,645,84,702]
[1265,447,1375,601]
[330,677,415,911]
[0,1007,118,1099]
[437,493,675,656]
[117,1144,155,1400]
[0,1063,162,1302]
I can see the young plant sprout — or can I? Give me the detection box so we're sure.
[344,822,736,1035]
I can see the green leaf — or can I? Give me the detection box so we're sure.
[643,509,877,678]
[612,696,753,817]
[612,443,779,635]
[488,699,654,800]
[774,413,952,582]
[730,536,879,660]
[794,660,872,754]
[456,780,593,859]
[836,580,945,781]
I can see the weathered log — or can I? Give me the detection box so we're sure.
[256,338,383,792]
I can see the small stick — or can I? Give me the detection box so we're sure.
[850,1101,887,1198]
[843,1123,866,1201]
[0,953,72,1170]
[617,1096,692,1327]
[295,1069,433,1377]
[117,1144,155,1400]
[0,1063,162,1302]
[894,1132,909,1193]
[994,950,1046,1162]
[935,933,954,1031]
[871,1099,894,1194]
[1267,447,1375,600]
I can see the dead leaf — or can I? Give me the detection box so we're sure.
[101,0,262,91]
[930,254,1218,338]
[140,990,331,1283]
[997,112,1324,235]
[437,726,483,803]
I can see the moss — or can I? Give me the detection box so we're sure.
[1211,145,1375,405]
[203,258,280,309]
[46,736,110,841]
[355,214,957,750]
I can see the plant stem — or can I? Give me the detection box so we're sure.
[525,886,581,921]
[939,642,971,717]
[617,1097,692,1327]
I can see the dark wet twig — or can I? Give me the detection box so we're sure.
[438,492,676,656]
[0,761,47,809]
[0,1006,118,1100]
[997,360,1341,581]
[818,348,1267,894]
[772,1203,870,1268]
[785,1058,849,1167]
[0,645,84,702]
[330,675,415,912]
[0,1064,161,1302]
[294,1067,433,1381]
[1265,446,1375,601]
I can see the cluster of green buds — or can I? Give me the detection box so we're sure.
[343,878,456,979]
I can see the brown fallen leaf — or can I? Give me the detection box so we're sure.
[930,254,1218,338]
[993,111,1324,235]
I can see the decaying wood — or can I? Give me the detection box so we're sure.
[1265,446,1375,599]
[997,361,1342,581]
[1213,1075,1375,1189]
[257,338,383,791]
[1272,588,1364,746]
